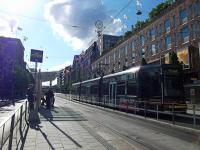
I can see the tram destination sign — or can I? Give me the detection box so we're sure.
[30,49,43,63]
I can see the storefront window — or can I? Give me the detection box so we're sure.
[177,48,189,69]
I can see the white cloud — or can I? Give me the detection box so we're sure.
[48,60,71,71]
[44,0,124,50]
[0,13,18,37]
[136,0,142,7]
[123,14,128,20]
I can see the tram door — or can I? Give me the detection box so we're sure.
[109,82,117,107]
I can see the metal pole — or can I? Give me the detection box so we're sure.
[144,102,147,119]
[193,105,196,126]
[157,105,159,120]
[161,67,164,104]
[8,114,15,150]
[172,104,175,125]
[126,98,129,113]
[134,101,136,115]
[34,62,38,96]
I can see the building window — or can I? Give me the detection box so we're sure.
[158,40,162,50]
[131,41,135,51]
[165,35,171,49]
[189,4,195,19]
[173,15,176,27]
[140,35,145,46]
[125,45,128,55]
[132,49,135,63]
[181,26,189,43]
[159,23,163,35]
[149,28,155,41]
[174,33,177,47]
[142,48,145,58]
[151,44,156,55]
[121,47,124,55]
[179,9,187,24]
[197,1,200,16]
[192,24,196,40]
[164,19,170,33]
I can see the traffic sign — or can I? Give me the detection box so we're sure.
[30,49,43,63]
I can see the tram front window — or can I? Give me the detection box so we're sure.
[164,69,184,97]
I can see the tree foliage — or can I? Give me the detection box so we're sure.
[169,51,180,65]
[141,58,147,66]
[149,0,174,20]
[14,66,34,98]
[124,31,132,38]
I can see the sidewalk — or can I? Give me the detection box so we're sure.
[0,100,26,127]
[22,104,107,150]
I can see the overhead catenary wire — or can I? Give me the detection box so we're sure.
[87,0,134,46]
[0,10,94,31]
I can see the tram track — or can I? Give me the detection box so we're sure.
[86,118,162,150]
[56,97,180,150]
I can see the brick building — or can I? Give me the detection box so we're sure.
[91,0,200,82]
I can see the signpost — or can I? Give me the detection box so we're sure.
[29,49,43,123]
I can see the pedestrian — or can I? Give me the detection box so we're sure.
[27,86,35,111]
[45,89,52,109]
[50,89,55,107]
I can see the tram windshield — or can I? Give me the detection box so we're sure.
[164,68,184,98]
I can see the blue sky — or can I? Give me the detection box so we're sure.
[0,0,164,71]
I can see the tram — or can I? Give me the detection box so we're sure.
[72,64,187,112]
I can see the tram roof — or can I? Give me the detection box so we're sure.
[103,66,140,79]
[82,77,101,84]
[72,82,81,86]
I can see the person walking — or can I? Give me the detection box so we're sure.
[27,86,35,111]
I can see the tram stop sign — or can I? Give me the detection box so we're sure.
[30,49,43,63]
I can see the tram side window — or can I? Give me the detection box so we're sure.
[151,71,161,96]
[127,82,137,96]
[85,82,90,96]
[117,83,125,95]
[81,84,86,95]
[102,81,109,95]
[91,81,99,95]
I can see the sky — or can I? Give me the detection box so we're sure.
[0,0,164,72]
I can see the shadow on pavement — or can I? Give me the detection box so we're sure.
[39,107,82,148]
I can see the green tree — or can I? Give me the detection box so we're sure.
[148,0,173,20]
[14,66,34,98]
[141,58,147,66]
[169,51,180,65]
[124,31,132,38]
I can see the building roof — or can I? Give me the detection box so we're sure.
[0,36,24,50]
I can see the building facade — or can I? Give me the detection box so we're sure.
[70,42,99,83]
[91,0,200,82]
[97,34,120,56]
[0,37,25,98]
